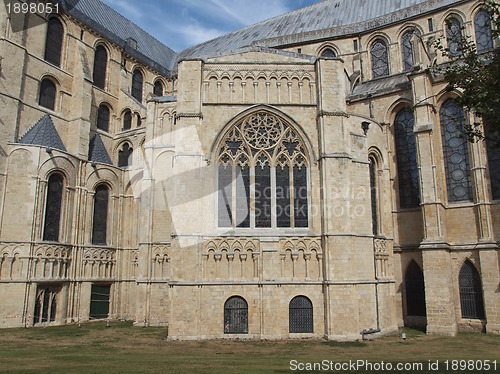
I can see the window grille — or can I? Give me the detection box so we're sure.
[224,296,248,334]
[394,108,420,208]
[93,45,108,90]
[92,185,109,245]
[405,261,426,317]
[370,39,389,78]
[401,29,415,72]
[39,79,56,111]
[439,99,473,203]
[44,18,63,67]
[446,17,463,56]
[131,70,143,102]
[123,111,132,130]
[321,48,336,58]
[289,296,313,333]
[459,261,485,319]
[217,111,309,229]
[97,105,110,132]
[475,9,494,53]
[43,174,63,242]
[153,81,163,97]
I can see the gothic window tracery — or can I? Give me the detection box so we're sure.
[217,111,309,229]
[474,9,494,53]
[401,29,415,72]
[439,99,473,203]
[446,17,463,56]
[394,108,420,208]
[33,286,59,324]
[370,38,389,78]
[320,48,336,58]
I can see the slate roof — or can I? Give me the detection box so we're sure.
[176,0,464,63]
[59,0,176,76]
[18,114,67,152]
[88,134,113,165]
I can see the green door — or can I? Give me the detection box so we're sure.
[90,285,110,319]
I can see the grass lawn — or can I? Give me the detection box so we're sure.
[0,322,498,373]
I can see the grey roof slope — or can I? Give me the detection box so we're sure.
[175,0,463,63]
[88,134,113,165]
[18,114,67,152]
[59,0,176,76]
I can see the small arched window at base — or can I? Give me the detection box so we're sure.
[224,296,248,334]
[289,296,313,333]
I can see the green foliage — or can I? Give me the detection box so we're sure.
[433,0,500,148]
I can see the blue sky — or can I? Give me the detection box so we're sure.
[100,0,319,52]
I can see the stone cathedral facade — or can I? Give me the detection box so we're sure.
[0,0,499,340]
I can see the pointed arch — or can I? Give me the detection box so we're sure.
[459,260,485,319]
[405,261,426,317]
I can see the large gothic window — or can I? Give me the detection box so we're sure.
[405,261,426,317]
[474,9,494,53]
[224,296,248,334]
[39,79,56,111]
[401,29,415,72]
[439,99,473,203]
[131,70,143,102]
[370,39,389,78]
[289,296,313,333]
[97,104,110,132]
[93,45,108,90]
[446,17,463,57]
[217,111,309,229]
[44,18,64,67]
[43,173,64,242]
[394,108,420,208]
[459,260,485,320]
[92,185,109,245]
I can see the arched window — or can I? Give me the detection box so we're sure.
[43,173,64,242]
[136,114,142,127]
[320,48,336,58]
[153,80,163,97]
[459,260,485,319]
[446,17,463,57]
[394,108,420,208]
[123,110,132,131]
[92,185,109,245]
[33,286,59,324]
[44,17,64,67]
[93,45,108,90]
[131,70,143,102]
[224,296,248,334]
[474,9,494,53]
[217,111,309,229]
[369,156,378,235]
[39,79,56,111]
[401,29,415,72]
[289,296,313,333]
[439,99,473,203]
[405,261,426,317]
[97,104,110,132]
[118,143,133,167]
[370,39,389,78]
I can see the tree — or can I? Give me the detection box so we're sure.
[433,0,500,148]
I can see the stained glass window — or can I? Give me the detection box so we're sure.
[93,45,108,90]
[439,99,473,203]
[44,18,63,67]
[224,296,248,334]
[131,70,143,102]
[43,173,64,242]
[39,79,56,111]
[474,9,494,53]
[97,104,110,132]
[405,261,426,317]
[370,39,389,78]
[401,29,415,72]
[289,296,313,333]
[92,185,109,245]
[459,261,485,319]
[446,17,463,57]
[216,111,309,229]
[394,108,420,208]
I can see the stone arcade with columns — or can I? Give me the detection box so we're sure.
[0,0,499,340]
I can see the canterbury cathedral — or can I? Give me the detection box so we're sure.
[0,0,499,341]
